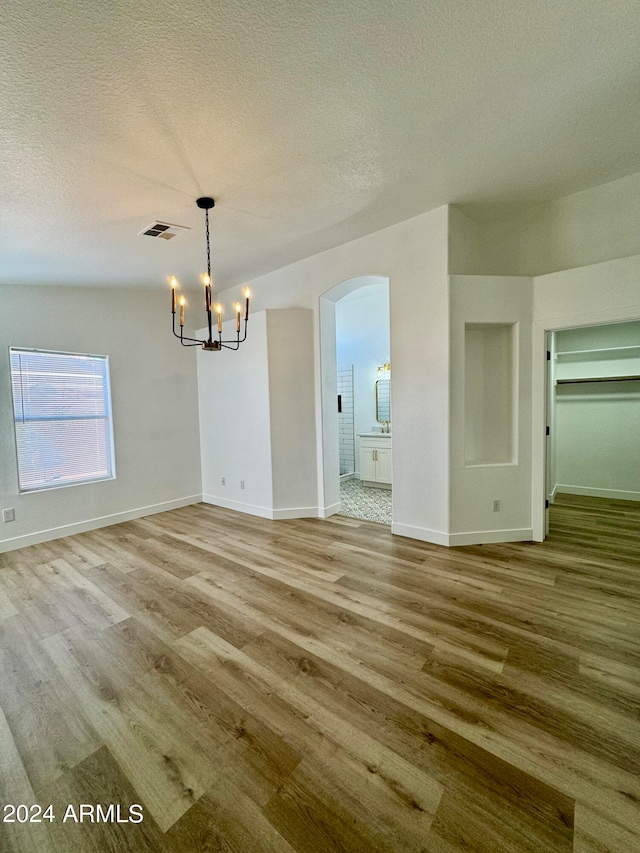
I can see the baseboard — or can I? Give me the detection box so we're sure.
[447,528,533,546]
[0,494,202,554]
[202,494,319,520]
[318,502,341,519]
[272,506,318,520]
[202,494,273,519]
[556,485,640,502]
[550,484,558,502]
[391,522,533,547]
[391,523,450,547]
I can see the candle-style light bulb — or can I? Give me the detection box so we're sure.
[244,288,250,320]
[216,303,222,333]
[201,274,211,311]
[235,303,241,332]
[170,277,177,313]
[179,295,186,327]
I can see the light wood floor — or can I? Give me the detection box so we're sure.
[0,494,639,852]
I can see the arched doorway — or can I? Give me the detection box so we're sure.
[319,275,391,524]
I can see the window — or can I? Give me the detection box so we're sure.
[10,348,115,492]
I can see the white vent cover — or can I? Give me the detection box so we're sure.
[138,221,190,240]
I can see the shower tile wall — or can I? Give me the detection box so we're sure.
[338,366,355,475]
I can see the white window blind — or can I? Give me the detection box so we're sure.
[10,348,115,492]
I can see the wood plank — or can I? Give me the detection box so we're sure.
[41,624,226,832]
[573,802,640,853]
[0,706,56,853]
[165,779,297,853]
[36,745,175,852]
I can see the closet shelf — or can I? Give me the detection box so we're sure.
[556,375,640,384]
[555,345,640,362]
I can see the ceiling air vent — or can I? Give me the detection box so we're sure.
[138,221,190,240]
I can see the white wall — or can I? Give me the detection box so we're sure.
[449,276,533,543]
[448,206,480,276]
[335,282,390,475]
[198,309,317,519]
[533,254,640,330]
[198,312,273,515]
[216,206,451,544]
[0,284,202,551]
[267,310,317,514]
[470,172,640,277]
[552,322,640,502]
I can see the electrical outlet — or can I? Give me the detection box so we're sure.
[221,477,226,486]
[240,480,245,490]
[3,508,15,523]
[492,499,501,512]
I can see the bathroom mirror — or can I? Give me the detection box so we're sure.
[375,379,391,423]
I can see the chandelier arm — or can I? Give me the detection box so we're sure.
[175,329,206,344]
[232,320,248,344]
[218,325,240,349]
[173,319,206,345]
[217,319,249,346]
[172,315,190,340]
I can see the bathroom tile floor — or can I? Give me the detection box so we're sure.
[339,477,392,525]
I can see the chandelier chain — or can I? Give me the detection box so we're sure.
[205,208,212,279]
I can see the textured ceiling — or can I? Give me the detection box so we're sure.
[1,0,639,290]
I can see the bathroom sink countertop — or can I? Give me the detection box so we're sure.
[359,432,392,437]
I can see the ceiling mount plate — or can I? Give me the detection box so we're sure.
[196,197,215,210]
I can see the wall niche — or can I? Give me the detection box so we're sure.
[464,323,517,465]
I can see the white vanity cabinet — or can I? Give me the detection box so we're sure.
[359,434,392,487]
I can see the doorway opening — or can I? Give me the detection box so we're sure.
[545,319,640,537]
[319,275,392,526]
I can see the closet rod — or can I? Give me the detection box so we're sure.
[556,375,640,384]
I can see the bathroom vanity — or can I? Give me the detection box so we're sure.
[359,433,392,487]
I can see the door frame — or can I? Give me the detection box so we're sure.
[532,315,640,541]
[318,275,391,518]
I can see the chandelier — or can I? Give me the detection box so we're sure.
[170,197,250,350]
